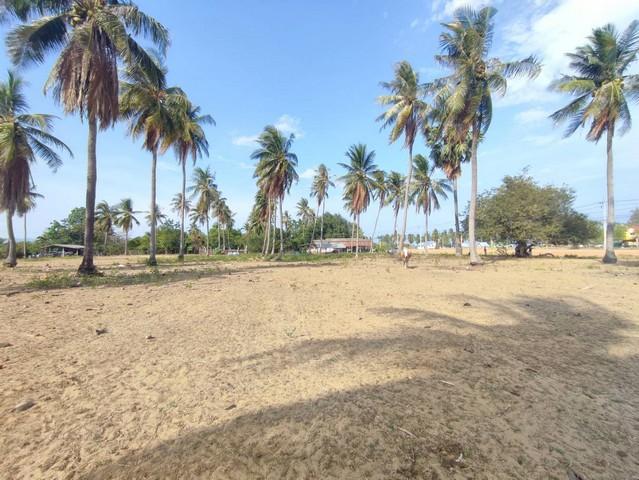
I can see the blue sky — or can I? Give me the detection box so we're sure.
[1,0,638,240]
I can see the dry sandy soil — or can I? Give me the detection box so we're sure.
[1,253,638,479]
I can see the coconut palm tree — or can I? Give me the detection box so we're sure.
[145,204,167,227]
[119,53,184,267]
[0,71,71,267]
[377,61,430,252]
[434,6,540,264]
[95,200,116,253]
[171,192,191,219]
[370,170,387,251]
[410,154,451,249]
[114,198,139,256]
[310,164,334,253]
[189,166,217,255]
[296,198,314,226]
[18,189,43,259]
[550,20,639,264]
[248,189,269,253]
[385,171,405,248]
[251,126,299,255]
[339,144,378,257]
[7,0,169,274]
[168,101,213,261]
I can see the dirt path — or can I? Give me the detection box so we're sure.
[1,255,638,479]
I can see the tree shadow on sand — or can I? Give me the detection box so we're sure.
[81,296,638,480]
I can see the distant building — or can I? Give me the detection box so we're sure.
[623,226,639,246]
[309,238,373,253]
[45,244,84,256]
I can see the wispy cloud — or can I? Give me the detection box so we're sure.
[231,114,304,148]
[515,107,548,125]
[431,0,495,21]
[231,135,259,147]
[300,167,317,180]
[523,133,558,146]
[157,160,180,173]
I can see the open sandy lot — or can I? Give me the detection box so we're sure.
[1,254,638,479]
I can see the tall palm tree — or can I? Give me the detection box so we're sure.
[168,101,213,261]
[310,164,334,253]
[410,154,451,249]
[377,61,430,252]
[434,6,540,264]
[248,189,269,253]
[339,144,378,257]
[7,0,169,274]
[429,119,471,255]
[114,198,139,256]
[550,20,639,264]
[0,71,71,267]
[145,204,167,227]
[385,171,405,248]
[119,53,183,266]
[370,170,387,250]
[95,200,115,253]
[18,189,43,259]
[189,166,217,255]
[251,126,299,255]
[189,202,208,253]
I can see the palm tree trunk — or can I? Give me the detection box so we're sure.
[398,143,414,251]
[178,161,186,260]
[279,196,285,255]
[603,124,617,264]
[23,213,27,258]
[468,121,481,265]
[4,210,17,267]
[124,229,129,256]
[271,201,276,255]
[453,176,462,256]
[78,117,98,274]
[205,212,210,256]
[148,147,158,266]
[371,200,382,253]
[393,207,399,249]
[320,201,326,254]
[356,213,360,257]
[263,201,271,255]
[104,231,108,253]
[217,222,221,250]
[424,212,429,255]
[311,203,319,248]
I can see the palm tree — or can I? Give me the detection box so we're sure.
[385,171,405,248]
[171,192,191,219]
[251,126,299,255]
[249,189,269,253]
[145,204,167,227]
[377,61,430,252]
[310,164,334,253]
[120,53,184,267]
[0,71,71,267]
[95,200,116,253]
[370,170,387,250]
[7,0,169,274]
[18,189,43,259]
[434,6,540,264]
[410,154,452,250]
[168,101,213,261]
[339,144,378,257]
[550,20,639,264]
[189,202,208,253]
[189,166,217,255]
[429,117,471,255]
[114,198,139,256]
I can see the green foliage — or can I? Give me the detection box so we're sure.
[36,207,86,248]
[467,173,601,245]
[629,208,639,225]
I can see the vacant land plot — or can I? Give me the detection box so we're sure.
[1,254,638,479]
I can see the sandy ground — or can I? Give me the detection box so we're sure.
[1,254,638,479]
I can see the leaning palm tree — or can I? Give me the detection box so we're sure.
[251,126,299,255]
[0,71,71,267]
[410,154,452,249]
[189,166,217,255]
[339,144,378,257]
[120,53,184,266]
[95,200,116,253]
[7,0,169,274]
[434,6,541,264]
[550,20,639,264]
[385,171,405,248]
[18,189,43,259]
[377,61,430,252]
[167,101,213,261]
[370,170,387,251]
[114,198,139,256]
[310,164,334,253]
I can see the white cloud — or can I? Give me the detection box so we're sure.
[274,114,304,138]
[300,168,317,180]
[523,133,558,146]
[500,0,639,107]
[239,161,254,170]
[431,0,494,21]
[514,107,548,125]
[231,135,258,147]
